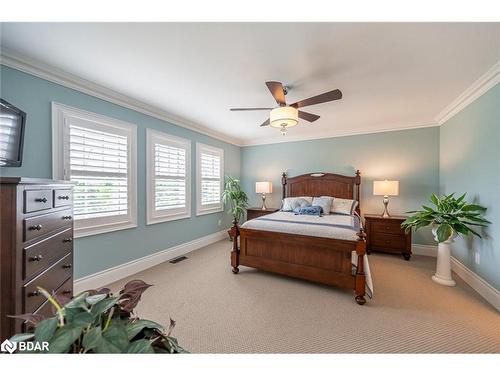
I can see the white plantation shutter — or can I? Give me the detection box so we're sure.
[52,103,137,237]
[70,124,129,219]
[147,130,191,224]
[200,152,221,205]
[196,143,224,215]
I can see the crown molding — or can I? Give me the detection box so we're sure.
[1,48,498,148]
[435,60,500,125]
[241,121,439,147]
[0,49,243,147]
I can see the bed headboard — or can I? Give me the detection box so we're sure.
[281,170,361,213]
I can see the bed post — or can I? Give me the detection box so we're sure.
[355,228,367,305]
[230,218,240,274]
[355,170,361,214]
[281,172,287,200]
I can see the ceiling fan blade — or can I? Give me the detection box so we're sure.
[291,89,342,108]
[230,107,273,111]
[265,81,286,106]
[260,118,270,127]
[298,111,320,122]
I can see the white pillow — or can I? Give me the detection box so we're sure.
[331,198,358,215]
[312,197,333,215]
[282,196,313,211]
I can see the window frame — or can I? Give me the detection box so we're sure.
[146,129,192,225]
[52,102,137,238]
[196,142,224,216]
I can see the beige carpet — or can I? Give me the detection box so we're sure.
[106,240,500,353]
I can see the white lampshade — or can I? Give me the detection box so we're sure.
[373,180,399,196]
[270,106,299,129]
[256,181,272,194]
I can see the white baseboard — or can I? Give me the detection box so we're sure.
[411,243,499,311]
[450,257,500,312]
[74,229,229,293]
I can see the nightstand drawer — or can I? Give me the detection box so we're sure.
[372,233,406,249]
[372,221,403,234]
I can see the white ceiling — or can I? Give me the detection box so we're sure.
[1,23,499,146]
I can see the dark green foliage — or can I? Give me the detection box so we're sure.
[9,279,187,354]
[222,176,248,222]
[401,193,490,243]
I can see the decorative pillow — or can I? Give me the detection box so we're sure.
[281,196,313,211]
[331,198,358,215]
[312,197,333,216]
[293,205,323,216]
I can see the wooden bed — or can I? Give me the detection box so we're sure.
[230,170,368,305]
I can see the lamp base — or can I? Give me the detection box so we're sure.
[381,195,390,218]
[261,194,267,210]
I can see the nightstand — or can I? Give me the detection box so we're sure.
[364,214,412,260]
[246,207,279,220]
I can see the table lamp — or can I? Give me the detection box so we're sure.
[256,181,272,210]
[373,180,399,218]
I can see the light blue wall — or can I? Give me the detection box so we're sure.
[241,127,441,245]
[440,84,500,290]
[4,62,496,288]
[0,65,240,278]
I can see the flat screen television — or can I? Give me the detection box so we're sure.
[0,99,26,167]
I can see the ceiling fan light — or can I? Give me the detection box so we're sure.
[270,106,298,129]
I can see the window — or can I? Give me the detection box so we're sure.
[196,142,224,216]
[147,129,191,224]
[52,103,137,237]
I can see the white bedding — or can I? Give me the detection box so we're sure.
[241,211,373,296]
[241,211,361,241]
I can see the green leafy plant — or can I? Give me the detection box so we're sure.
[9,280,187,353]
[222,175,248,222]
[401,193,490,243]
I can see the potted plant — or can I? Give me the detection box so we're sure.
[401,193,490,286]
[222,175,248,221]
[8,280,187,353]
[222,176,248,241]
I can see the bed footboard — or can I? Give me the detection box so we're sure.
[231,220,367,304]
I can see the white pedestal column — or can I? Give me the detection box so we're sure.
[431,238,456,287]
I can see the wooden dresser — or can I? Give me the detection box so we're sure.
[364,214,412,260]
[246,207,280,221]
[0,177,74,340]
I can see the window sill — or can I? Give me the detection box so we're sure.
[147,212,191,225]
[196,206,223,216]
[74,220,137,238]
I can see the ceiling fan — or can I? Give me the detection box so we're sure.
[230,81,342,135]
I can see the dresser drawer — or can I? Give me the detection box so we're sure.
[24,189,53,213]
[372,233,406,249]
[23,228,73,281]
[23,253,73,313]
[24,278,73,331]
[372,221,404,234]
[53,189,73,208]
[24,209,73,242]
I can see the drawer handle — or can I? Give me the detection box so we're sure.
[63,238,73,243]
[63,264,72,269]
[58,195,70,200]
[385,226,390,230]
[62,215,73,220]
[30,254,44,262]
[35,197,47,203]
[28,291,40,297]
[385,240,391,244]
[62,289,72,295]
[30,224,43,231]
